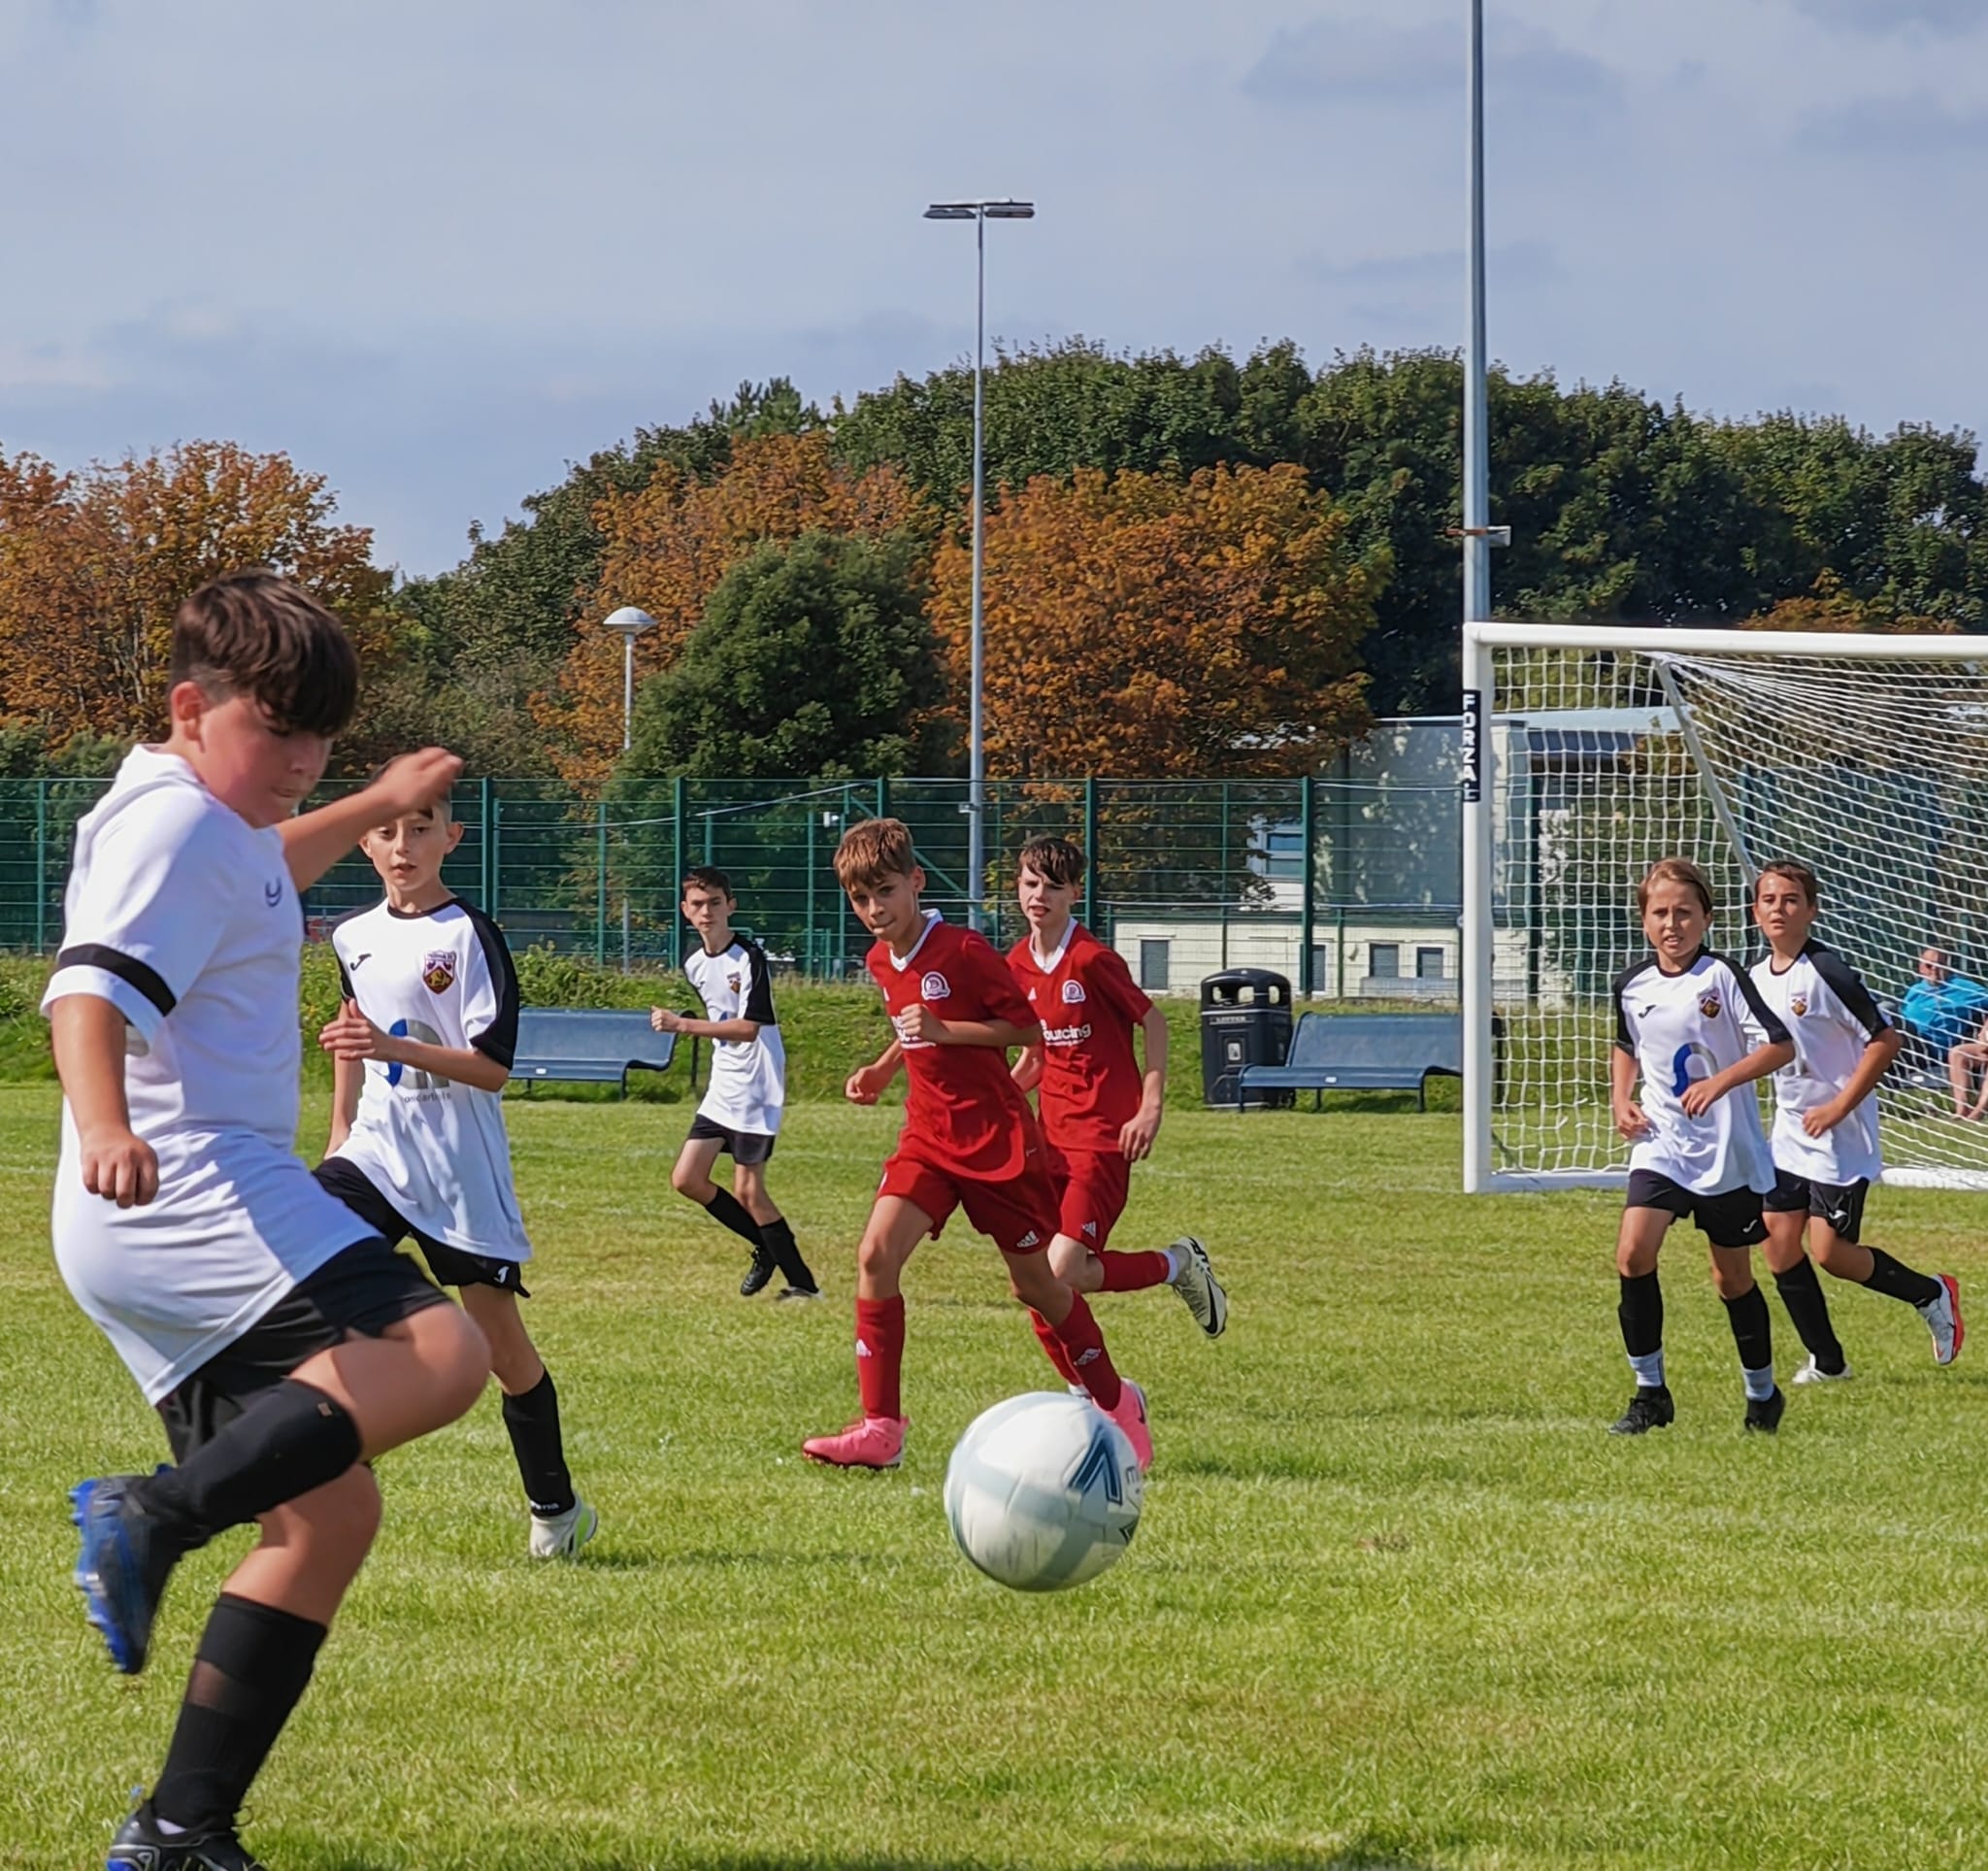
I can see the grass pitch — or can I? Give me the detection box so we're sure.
[4,1087,1987,1870]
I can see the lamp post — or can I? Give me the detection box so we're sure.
[602,606,655,970]
[1463,0,1492,630]
[924,196,1034,933]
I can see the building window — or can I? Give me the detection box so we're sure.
[1249,819,1306,881]
[1309,944,1329,992]
[1370,943,1400,979]
[1139,939,1171,991]
[1416,946,1445,980]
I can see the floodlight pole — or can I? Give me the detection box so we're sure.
[602,606,656,973]
[1464,0,1491,633]
[926,197,1034,933]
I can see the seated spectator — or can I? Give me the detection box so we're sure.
[1900,947,1988,1113]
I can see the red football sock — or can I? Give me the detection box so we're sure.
[1052,1295,1121,1410]
[1099,1249,1172,1293]
[1029,1308,1082,1386]
[854,1296,906,1420]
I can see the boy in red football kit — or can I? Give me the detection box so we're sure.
[802,819,1152,1472]
[1008,836,1227,1338]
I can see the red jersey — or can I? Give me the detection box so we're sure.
[868,913,1042,1182]
[1008,920,1153,1153]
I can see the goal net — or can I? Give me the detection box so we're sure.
[1462,622,1988,1192]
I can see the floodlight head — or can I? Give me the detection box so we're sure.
[602,606,656,639]
[924,199,1036,220]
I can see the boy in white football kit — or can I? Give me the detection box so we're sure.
[652,866,818,1299]
[1747,861,1963,1378]
[1609,858,1795,1436]
[314,789,598,1557]
[50,573,488,1869]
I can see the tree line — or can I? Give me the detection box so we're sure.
[2,341,1982,786]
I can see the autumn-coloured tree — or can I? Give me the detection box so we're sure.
[928,463,1380,780]
[543,430,928,785]
[1738,569,1955,634]
[0,441,397,750]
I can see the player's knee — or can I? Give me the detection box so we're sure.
[855,1232,901,1286]
[1709,1262,1755,1301]
[1812,1235,1855,1277]
[1046,1236,1085,1282]
[671,1163,712,1200]
[1006,1254,1060,1312]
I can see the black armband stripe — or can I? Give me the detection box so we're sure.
[55,944,175,1018]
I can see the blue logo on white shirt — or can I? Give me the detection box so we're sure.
[1671,1041,1713,1101]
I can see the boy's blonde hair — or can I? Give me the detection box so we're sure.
[1638,856,1714,917]
[835,817,918,891]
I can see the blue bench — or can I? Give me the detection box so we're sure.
[513,1009,679,1097]
[1237,1012,1463,1111]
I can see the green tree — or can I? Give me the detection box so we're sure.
[619,529,947,782]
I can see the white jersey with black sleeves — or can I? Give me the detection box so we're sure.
[682,937,785,1137]
[1747,940,1888,1186]
[1613,949,1788,1196]
[329,896,531,1261]
[41,746,376,1402]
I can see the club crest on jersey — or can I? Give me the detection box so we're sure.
[1698,992,1722,1019]
[727,972,742,994]
[1789,994,1808,1017]
[919,970,950,1001]
[422,951,457,993]
[1062,980,1086,1003]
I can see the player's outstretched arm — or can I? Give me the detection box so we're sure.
[651,1006,762,1042]
[319,997,510,1093]
[280,747,463,890]
[897,1007,1040,1051]
[49,995,158,1207]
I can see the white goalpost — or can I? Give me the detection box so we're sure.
[1462,621,1988,1193]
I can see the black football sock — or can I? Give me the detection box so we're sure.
[151,1593,326,1834]
[1773,1259,1847,1373]
[502,1370,577,1518]
[136,1383,361,1552]
[1862,1247,1942,1309]
[701,1187,764,1249]
[1723,1286,1775,1394]
[760,1216,816,1289]
[1617,1271,1666,1387]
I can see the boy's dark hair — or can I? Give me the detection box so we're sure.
[1638,856,1714,917]
[1753,859,1820,906]
[1017,835,1085,888]
[170,570,360,736]
[681,866,734,900]
[834,818,918,891]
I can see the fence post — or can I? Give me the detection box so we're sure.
[489,794,502,919]
[35,778,49,952]
[806,808,817,978]
[595,797,608,967]
[875,777,888,821]
[1219,780,1231,971]
[1082,776,1098,932]
[1299,776,1316,998]
[672,777,686,962]
[479,778,493,907]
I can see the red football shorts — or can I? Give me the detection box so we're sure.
[1044,1144,1132,1251]
[878,1145,1060,1257]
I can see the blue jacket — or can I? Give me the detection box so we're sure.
[1901,974,1988,1051]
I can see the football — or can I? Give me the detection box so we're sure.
[944,1391,1143,1591]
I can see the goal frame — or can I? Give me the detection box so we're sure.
[1461,620,1988,1193]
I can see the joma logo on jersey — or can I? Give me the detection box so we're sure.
[919,971,950,1000]
[422,951,457,993]
[1061,980,1086,1003]
[1698,993,1722,1019]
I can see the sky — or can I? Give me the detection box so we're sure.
[0,0,1983,577]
